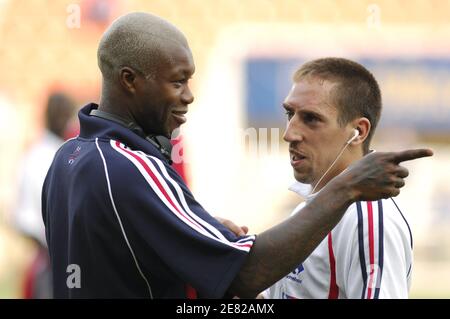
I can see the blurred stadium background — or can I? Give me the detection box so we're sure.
[0,0,449,298]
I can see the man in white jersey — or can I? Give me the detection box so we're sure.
[264,57,413,299]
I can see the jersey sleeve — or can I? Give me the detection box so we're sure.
[104,140,255,298]
[262,202,306,299]
[341,200,412,299]
[261,282,282,299]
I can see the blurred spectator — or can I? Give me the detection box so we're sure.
[13,93,76,298]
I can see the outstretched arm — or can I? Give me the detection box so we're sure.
[228,149,432,298]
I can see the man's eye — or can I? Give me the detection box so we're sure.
[285,110,294,120]
[303,113,319,123]
[173,79,188,88]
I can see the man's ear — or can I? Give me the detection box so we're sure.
[118,67,137,94]
[351,117,371,145]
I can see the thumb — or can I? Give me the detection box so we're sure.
[240,225,249,235]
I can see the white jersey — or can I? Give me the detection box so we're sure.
[264,194,413,299]
[14,130,63,246]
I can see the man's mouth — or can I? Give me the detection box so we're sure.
[171,110,188,125]
[290,150,307,167]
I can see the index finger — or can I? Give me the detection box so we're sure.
[388,148,434,164]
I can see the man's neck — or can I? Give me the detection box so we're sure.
[312,154,363,194]
[98,91,135,124]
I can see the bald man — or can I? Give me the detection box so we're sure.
[42,12,432,298]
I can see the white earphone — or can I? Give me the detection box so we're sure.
[346,129,359,144]
[311,128,360,195]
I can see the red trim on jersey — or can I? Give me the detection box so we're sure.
[114,141,253,250]
[116,142,203,232]
[366,201,375,299]
[327,232,339,299]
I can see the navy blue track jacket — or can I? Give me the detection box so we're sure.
[42,103,255,298]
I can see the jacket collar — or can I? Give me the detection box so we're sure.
[78,103,167,162]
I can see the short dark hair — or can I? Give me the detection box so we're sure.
[46,93,75,138]
[294,57,382,154]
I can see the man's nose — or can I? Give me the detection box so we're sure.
[181,86,194,105]
[283,119,303,143]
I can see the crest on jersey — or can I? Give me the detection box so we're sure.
[292,263,304,275]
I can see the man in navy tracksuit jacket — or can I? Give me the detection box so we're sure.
[41,12,432,298]
[43,102,256,298]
